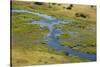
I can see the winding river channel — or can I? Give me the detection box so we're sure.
[12,10,96,61]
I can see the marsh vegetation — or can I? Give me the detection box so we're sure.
[11,1,96,66]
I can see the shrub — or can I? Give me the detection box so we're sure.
[52,3,56,5]
[91,5,94,8]
[34,2,43,5]
[66,4,73,10]
[70,4,73,7]
[80,13,87,18]
[48,5,52,8]
[66,7,72,10]
[58,4,61,6]
[90,5,96,9]
[50,56,54,59]
[75,12,88,18]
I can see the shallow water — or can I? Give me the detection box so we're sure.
[12,10,56,20]
[12,9,96,61]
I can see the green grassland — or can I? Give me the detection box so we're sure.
[11,1,96,66]
[12,1,96,22]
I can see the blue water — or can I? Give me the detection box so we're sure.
[12,10,56,20]
[12,9,96,61]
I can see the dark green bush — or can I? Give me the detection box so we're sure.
[66,4,74,10]
[48,6,52,8]
[70,4,73,7]
[75,12,88,18]
[52,3,56,5]
[58,4,61,6]
[34,2,43,5]
[66,7,72,10]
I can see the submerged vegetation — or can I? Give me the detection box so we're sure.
[11,1,96,66]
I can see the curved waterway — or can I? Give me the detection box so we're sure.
[12,10,96,61]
